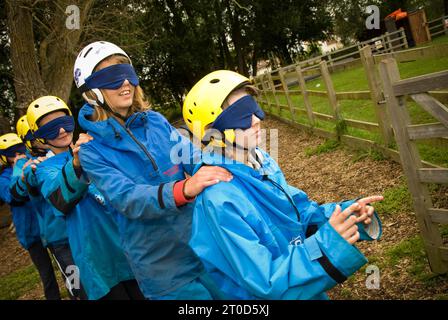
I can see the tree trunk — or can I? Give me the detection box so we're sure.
[6,0,47,110]
[225,0,248,76]
[251,46,258,77]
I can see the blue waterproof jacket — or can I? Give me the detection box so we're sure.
[189,149,382,300]
[0,166,40,249]
[78,103,205,298]
[14,157,69,248]
[34,151,136,300]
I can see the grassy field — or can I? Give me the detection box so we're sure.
[258,34,448,167]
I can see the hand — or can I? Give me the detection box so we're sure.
[329,203,361,245]
[21,158,34,182]
[72,133,93,168]
[12,154,27,167]
[355,195,383,226]
[28,156,47,173]
[183,165,233,198]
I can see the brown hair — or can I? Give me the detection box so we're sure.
[85,55,151,121]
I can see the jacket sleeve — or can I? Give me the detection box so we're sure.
[79,143,183,220]
[0,171,12,204]
[158,113,201,176]
[289,185,382,241]
[9,159,31,203]
[194,186,368,300]
[34,159,89,215]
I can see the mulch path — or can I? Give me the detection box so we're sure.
[0,115,447,299]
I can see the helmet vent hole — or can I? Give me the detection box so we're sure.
[3,139,6,142]
[211,112,215,115]
[34,104,39,108]
[83,47,93,58]
[193,102,197,106]
[189,109,193,115]
[210,79,220,84]
[56,98,60,101]
[187,119,192,123]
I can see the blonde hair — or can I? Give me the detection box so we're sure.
[85,55,151,121]
[222,84,259,110]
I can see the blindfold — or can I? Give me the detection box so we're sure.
[83,64,139,92]
[34,116,75,140]
[0,144,26,157]
[211,95,265,132]
[24,130,34,142]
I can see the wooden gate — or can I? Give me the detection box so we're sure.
[379,58,448,274]
[408,9,432,45]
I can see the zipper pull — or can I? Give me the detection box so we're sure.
[290,235,303,246]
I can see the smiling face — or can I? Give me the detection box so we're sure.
[38,111,73,149]
[96,56,135,116]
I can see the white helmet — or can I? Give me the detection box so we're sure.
[73,41,131,105]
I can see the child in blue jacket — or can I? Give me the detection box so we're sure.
[0,133,61,299]
[182,70,384,300]
[25,95,143,300]
[74,41,230,299]
[12,115,86,300]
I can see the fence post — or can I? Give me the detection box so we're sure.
[400,27,409,49]
[385,31,392,53]
[267,72,281,115]
[444,16,448,35]
[278,68,297,122]
[379,58,447,274]
[259,73,273,113]
[319,60,343,137]
[359,45,394,146]
[295,65,315,126]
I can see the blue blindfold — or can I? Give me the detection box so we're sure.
[211,95,265,132]
[84,64,139,91]
[24,130,34,142]
[0,144,26,157]
[34,116,75,140]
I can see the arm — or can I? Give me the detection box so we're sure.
[193,187,367,300]
[158,112,201,176]
[9,158,30,203]
[34,158,89,215]
[0,171,12,204]
[289,186,382,241]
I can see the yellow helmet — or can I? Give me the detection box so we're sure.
[0,133,24,166]
[16,115,33,151]
[26,96,72,143]
[182,70,251,144]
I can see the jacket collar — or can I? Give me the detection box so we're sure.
[78,103,148,141]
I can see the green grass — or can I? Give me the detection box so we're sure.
[385,235,448,285]
[259,38,448,166]
[0,264,41,300]
[304,139,340,157]
[374,183,413,216]
[304,55,448,92]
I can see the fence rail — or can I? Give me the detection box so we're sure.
[428,14,448,38]
[268,28,408,75]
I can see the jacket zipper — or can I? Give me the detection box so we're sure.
[263,175,301,222]
[123,115,159,171]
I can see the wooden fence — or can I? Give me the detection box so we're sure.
[254,42,448,273]
[379,59,448,274]
[268,28,408,76]
[428,14,448,38]
[254,44,448,168]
